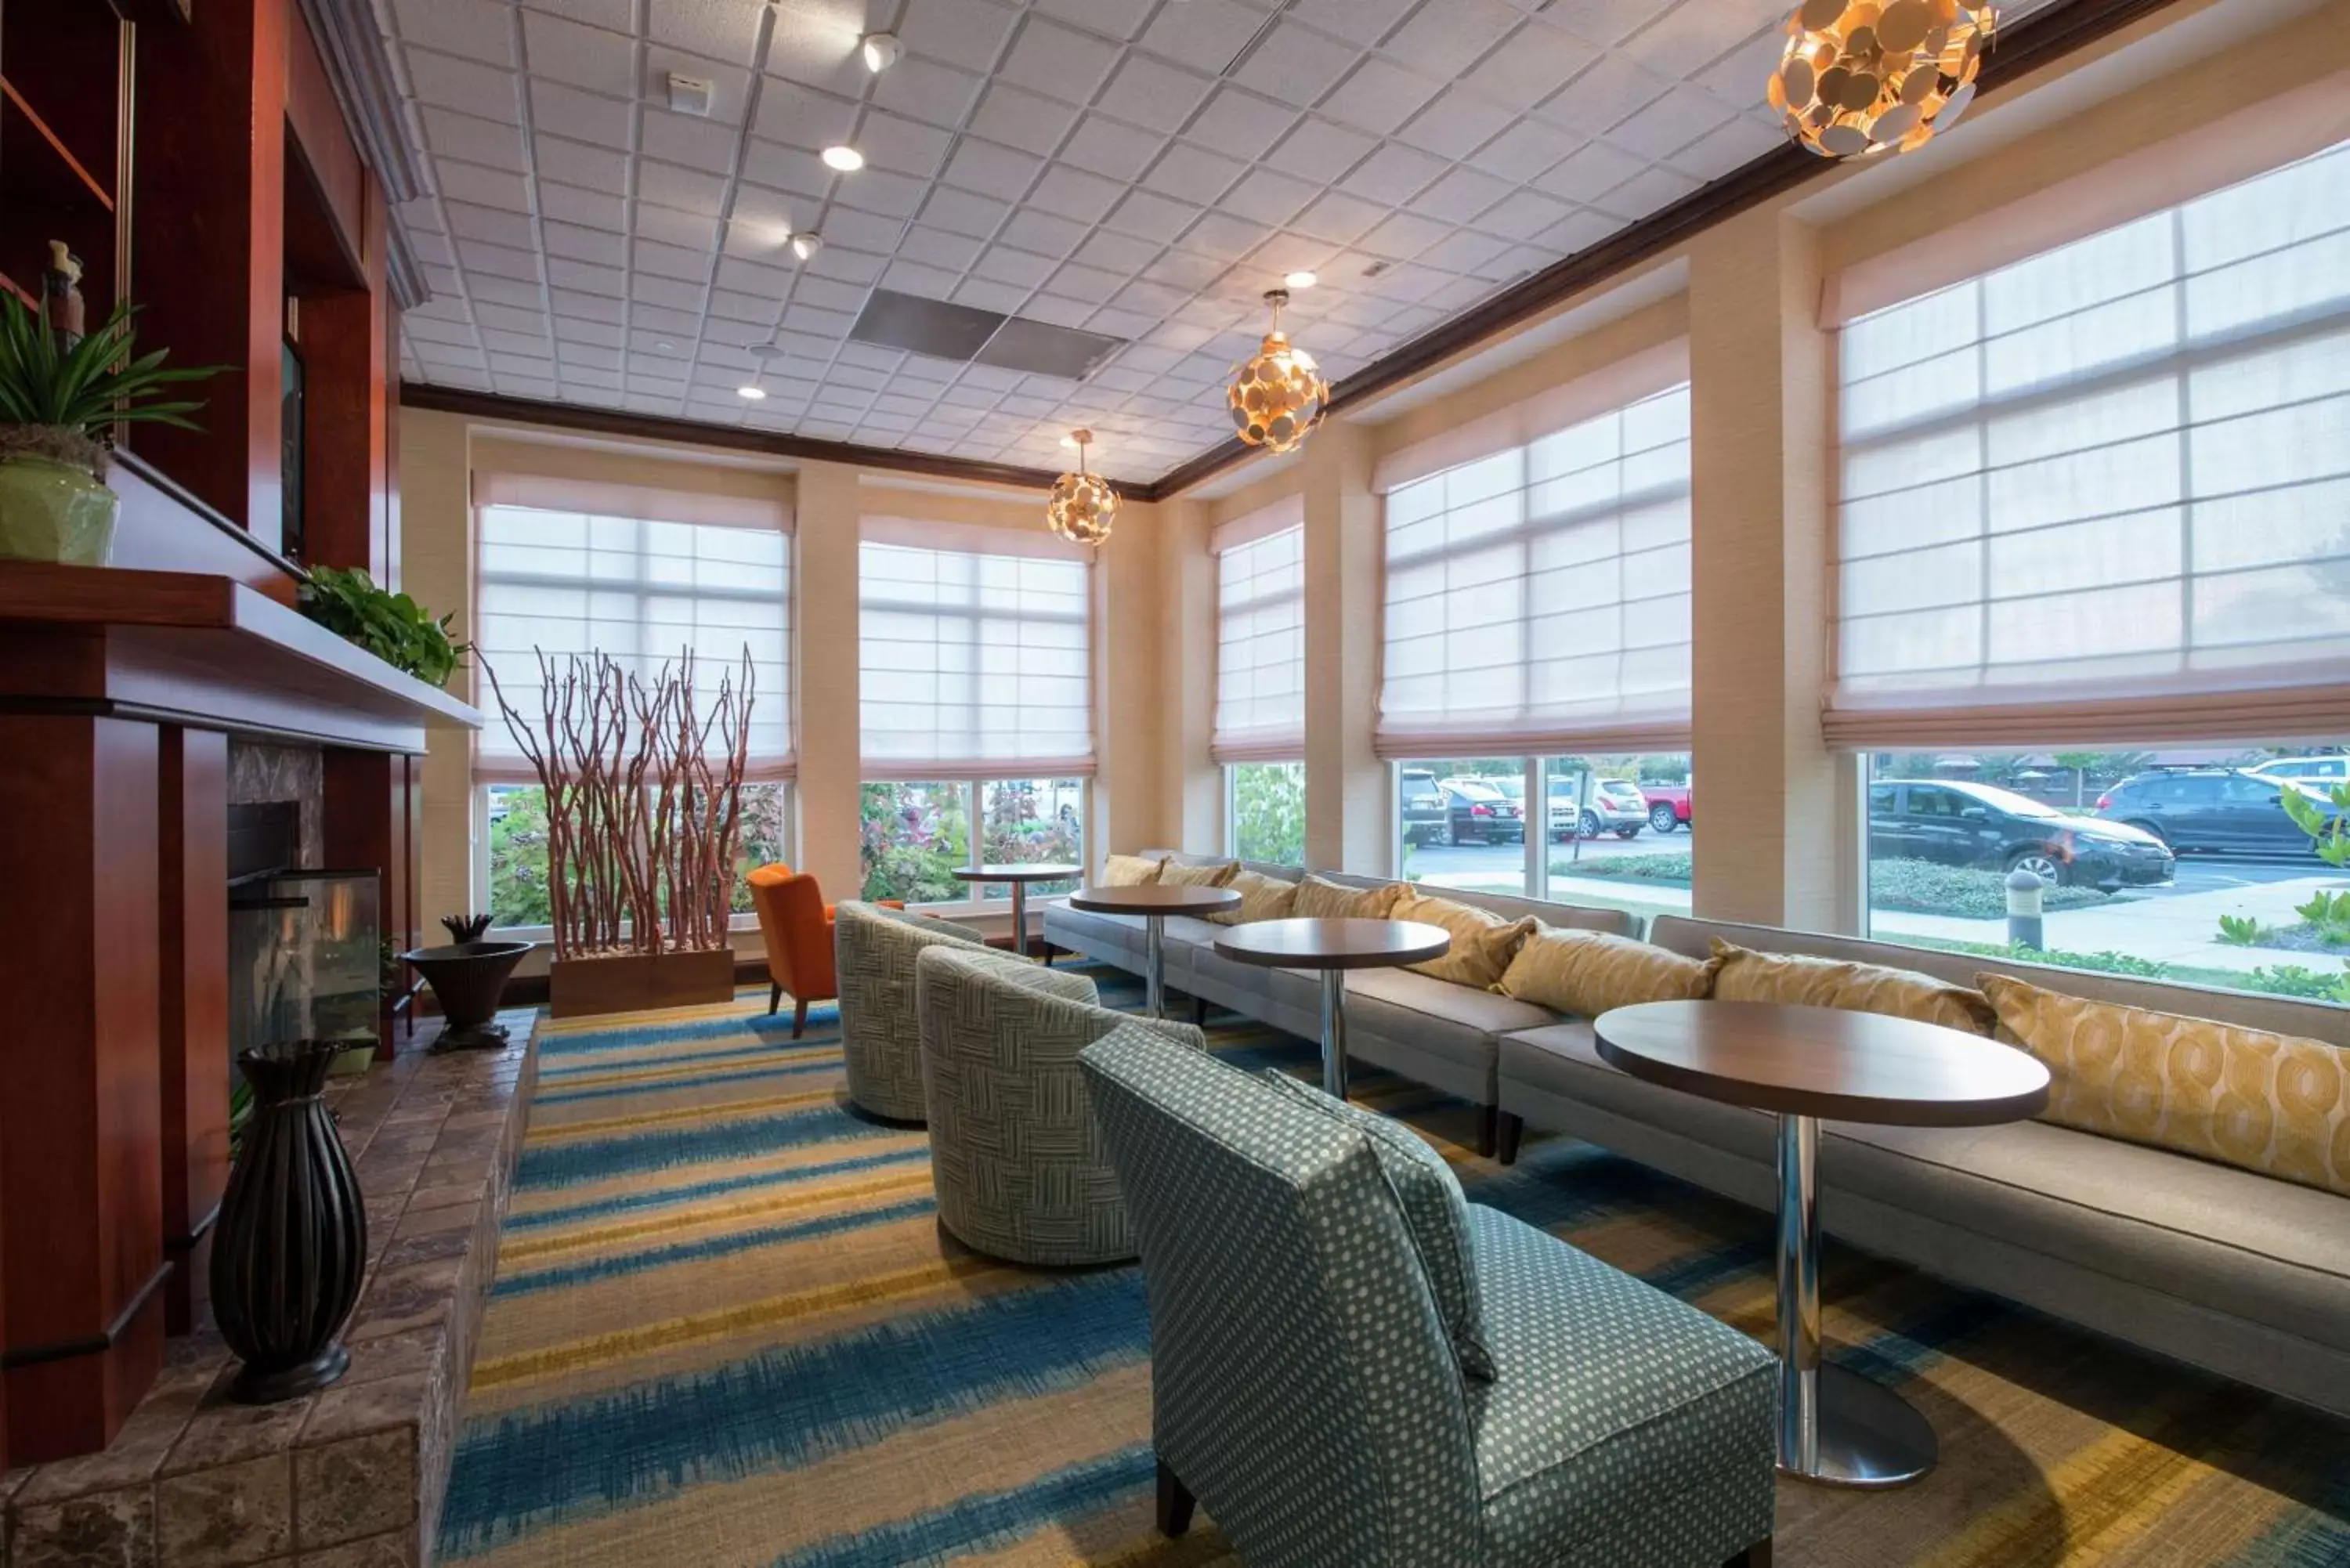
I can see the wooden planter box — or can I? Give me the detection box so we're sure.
[548,948,737,1018]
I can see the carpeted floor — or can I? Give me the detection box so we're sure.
[437,965,2350,1568]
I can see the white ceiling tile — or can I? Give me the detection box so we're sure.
[1000,208,1090,255]
[1231,21,1354,108]
[739,143,832,199]
[1462,20,1603,111]
[755,87,861,151]
[1220,168,1318,227]
[1098,53,1217,134]
[1076,229,1161,273]
[1413,166,1514,224]
[635,204,719,250]
[1061,114,1162,182]
[519,10,637,97]
[1470,119,1580,183]
[952,277,1032,314]
[1289,190,1388,245]
[639,110,739,175]
[833,167,929,220]
[436,159,533,212]
[543,220,624,266]
[422,107,529,173]
[1472,189,1576,241]
[1621,0,1784,75]
[1135,0,1273,73]
[1266,117,1376,186]
[647,0,761,65]
[1284,0,1415,46]
[870,59,986,132]
[1028,163,1125,222]
[1355,209,1452,260]
[1020,294,1099,330]
[974,244,1058,287]
[1607,82,1734,158]
[646,48,752,125]
[898,225,983,271]
[943,138,1044,201]
[997,17,1121,107]
[533,135,629,191]
[921,186,1014,240]
[763,5,867,96]
[1592,162,1702,219]
[1104,190,1202,243]
[405,49,523,125]
[390,0,515,61]
[820,206,908,251]
[1319,57,1443,138]
[1383,0,1526,78]
[1668,114,1785,180]
[1534,141,1649,203]
[1142,143,1246,206]
[1394,88,1513,160]
[897,0,1021,65]
[637,159,728,216]
[968,84,1079,157]
[1535,53,1675,135]
[459,237,544,280]
[1545,0,1680,47]
[548,288,625,323]
[858,112,956,179]
[1179,85,1300,160]
[530,81,630,146]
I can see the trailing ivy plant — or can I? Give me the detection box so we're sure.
[299,565,468,688]
[0,293,226,471]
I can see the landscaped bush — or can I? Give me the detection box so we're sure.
[1902,937,2169,977]
[1868,858,2110,919]
[1556,851,1694,884]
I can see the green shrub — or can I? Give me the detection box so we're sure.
[2236,963,2350,1003]
[1556,851,1692,885]
[2215,913,2274,947]
[1867,858,2111,919]
[1904,936,2171,977]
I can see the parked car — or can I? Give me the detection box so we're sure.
[1580,779,1650,840]
[2247,755,2350,789]
[1400,768,1446,845]
[1871,779,2174,889]
[1436,780,1524,845]
[1640,782,1694,835]
[2095,768,2337,858]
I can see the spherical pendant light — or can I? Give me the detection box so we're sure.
[1227,288,1329,455]
[1047,430,1117,546]
[1768,0,1995,161]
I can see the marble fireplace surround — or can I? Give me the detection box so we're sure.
[0,1011,538,1568]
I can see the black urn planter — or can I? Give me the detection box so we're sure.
[402,940,533,1051]
[212,1040,367,1404]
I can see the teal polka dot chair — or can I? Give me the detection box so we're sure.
[1079,1022,1780,1568]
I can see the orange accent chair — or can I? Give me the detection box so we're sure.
[746,865,898,1038]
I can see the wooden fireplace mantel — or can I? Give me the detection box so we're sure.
[0,561,482,750]
[0,562,479,1465]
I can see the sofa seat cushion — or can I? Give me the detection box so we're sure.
[1341,969,1559,1076]
[1499,1024,2350,1351]
[1466,1204,1777,1567]
[1046,900,1144,957]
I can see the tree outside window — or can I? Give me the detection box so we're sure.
[1231,762,1305,865]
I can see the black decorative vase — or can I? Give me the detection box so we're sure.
[211,1040,367,1403]
[402,940,533,1051]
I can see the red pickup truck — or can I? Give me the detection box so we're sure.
[1640,785,1693,835]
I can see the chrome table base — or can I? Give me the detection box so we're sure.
[1144,915,1167,1020]
[1777,1112,1935,1487]
[1318,970,1347,1099]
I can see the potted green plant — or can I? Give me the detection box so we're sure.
[0,293,226,565]
[298,565,468,688]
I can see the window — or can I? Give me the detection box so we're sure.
[858,529,1093,908]
[1544,753,1695,921]
[1862,746,2349,1006]
[1397,757,1531,896]
[1378,382,1692,760]
[487,780,791,930]
[1831,135,2350,746]
[1227,761,1306,865]
[1213,503,1304,762]
[474,497,793,930]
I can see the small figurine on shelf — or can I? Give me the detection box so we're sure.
[40,242,85,356]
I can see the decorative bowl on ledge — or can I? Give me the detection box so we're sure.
[401,940,534,1051]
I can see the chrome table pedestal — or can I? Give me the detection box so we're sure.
[1775,1112,1935,1487]
[1318,970,1347,1099]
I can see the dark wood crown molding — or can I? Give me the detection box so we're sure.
[398,0,2182,506]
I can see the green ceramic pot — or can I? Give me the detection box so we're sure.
[0,450,119,565]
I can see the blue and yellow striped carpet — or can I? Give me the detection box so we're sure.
[439,964,2350,1567]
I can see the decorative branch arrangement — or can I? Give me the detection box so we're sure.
[482,648,755,961]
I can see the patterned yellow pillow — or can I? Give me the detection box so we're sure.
[1979,974,2350,1197]
[1207,868,1300,926]
[1710,941,1996,1035]
[1496,927,1716,1016]
[1390,891,1535,990]
[1159,859,1239,890]
[1100,854,1165,887]
[1292,875,1405,920]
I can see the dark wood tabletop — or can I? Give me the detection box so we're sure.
[1593,1000,2051,1128]
[1068,883,1244,915]
[1213,917,1452,970]
[953,863,1083,882]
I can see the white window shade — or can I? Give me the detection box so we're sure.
[1377,384,1693,760]
[1829,135,2350,748]
[859,539,1093,779]
[474,504,792,783]
[1215,520,1304,763]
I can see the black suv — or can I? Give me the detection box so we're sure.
[2096,768,2334,858]
[1870,779,2174,888]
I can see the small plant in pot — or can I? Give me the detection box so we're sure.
[0,290,226,566]
[299,564,468,688]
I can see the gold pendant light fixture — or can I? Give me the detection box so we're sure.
[1227,287,1329,455]
[1046,430,1117,546]
[1769,0,1995,161]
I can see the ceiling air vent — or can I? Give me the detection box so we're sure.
[848,289,1126,381]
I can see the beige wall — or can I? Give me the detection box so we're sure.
[397,412,1175,937]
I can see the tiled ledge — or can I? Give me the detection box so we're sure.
[2,1009,540,1568]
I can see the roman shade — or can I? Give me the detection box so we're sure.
[859,535,1094,779]
[1213,498,1305,764]
[473,497,793,784]
[1828,134,2350,748]
[1376,381,1693,760]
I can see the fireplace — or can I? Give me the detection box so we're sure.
[226,802,381,1071]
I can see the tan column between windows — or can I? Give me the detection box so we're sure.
[1301,421,1386,874]
[1688,211,1843,930]
[1166,497,1220,855]
[1093,499,1168,856]
[400,406,476,927]
[794,461,862,901]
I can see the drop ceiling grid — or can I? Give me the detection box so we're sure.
[377,0,1929,481]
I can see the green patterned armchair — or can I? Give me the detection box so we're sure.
[834,900,989,1122]
[913,945,1205,1266]
[1079,1023,1780,1568]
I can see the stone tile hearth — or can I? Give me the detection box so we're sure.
[1,1010,539,1568]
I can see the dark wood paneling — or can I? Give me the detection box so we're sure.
[300,182,391,579]
[128,0,287,534]
[322,750,421,1058]
[283,3,362,271]
[0,715,166,1462]
[106,456,304,603]
[157,727,229,1336]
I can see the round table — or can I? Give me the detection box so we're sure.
[1067,884,1243,1020]
[952,863,1083,959]
[1212,918,1451,1099]
[1593,999,2050,1489]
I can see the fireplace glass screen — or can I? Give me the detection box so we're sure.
[230,870,381,1065]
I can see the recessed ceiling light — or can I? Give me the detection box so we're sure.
[821,145,864,172]
[790,232,822,262]
[860,32,900,72]
[737,385,768,400]
[1059,433,1080,449]
[1285,270,1318,289]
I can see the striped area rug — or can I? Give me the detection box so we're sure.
[439,964,2350,1568]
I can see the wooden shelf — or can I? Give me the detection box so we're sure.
[0,562,482,752]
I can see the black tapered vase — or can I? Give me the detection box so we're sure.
[211,1040,369,1403]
